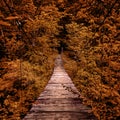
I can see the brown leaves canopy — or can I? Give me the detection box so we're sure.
[0,0,120,120]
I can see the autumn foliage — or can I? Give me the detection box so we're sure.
[0,0,120,120]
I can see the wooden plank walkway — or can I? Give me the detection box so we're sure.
[23,55,97,120]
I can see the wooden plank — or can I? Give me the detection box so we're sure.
[23,112,97,120]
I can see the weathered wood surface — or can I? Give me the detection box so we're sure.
[23,55,97,120]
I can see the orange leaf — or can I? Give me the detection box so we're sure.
[6,16,19,20]
[0,20,11,26]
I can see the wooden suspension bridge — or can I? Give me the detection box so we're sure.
[23,55,97,120]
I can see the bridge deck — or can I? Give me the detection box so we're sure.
[23,55,97,120]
